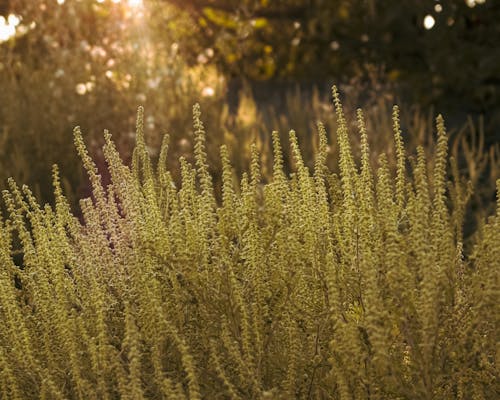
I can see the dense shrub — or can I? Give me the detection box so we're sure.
[0,89,498,399]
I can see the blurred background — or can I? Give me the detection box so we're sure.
[0,0,498,229]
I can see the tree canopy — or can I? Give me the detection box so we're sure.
[2,0,499,111]
[154,0,500,111]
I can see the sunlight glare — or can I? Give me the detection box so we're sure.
[0,15,20,43]
[8,15,21,26]
[128,0,144,7]
[108,0,144,6]
[104,0,144,8]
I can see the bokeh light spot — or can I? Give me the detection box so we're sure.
[423,15,436,30]
[0,14,21,42]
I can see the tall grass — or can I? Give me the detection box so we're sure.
[0,88,498,399]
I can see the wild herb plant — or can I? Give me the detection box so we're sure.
[0,88,498,399]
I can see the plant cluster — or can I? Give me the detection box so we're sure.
[0,89,498,399]
[2,0,499,218]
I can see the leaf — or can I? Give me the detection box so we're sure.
[202,7,238,30]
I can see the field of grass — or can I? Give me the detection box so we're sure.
[0,87,498,399]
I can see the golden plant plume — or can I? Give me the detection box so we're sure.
[0,87,498,399]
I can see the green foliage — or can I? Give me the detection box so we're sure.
[162,0,500,111]
[0,90,498,399]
